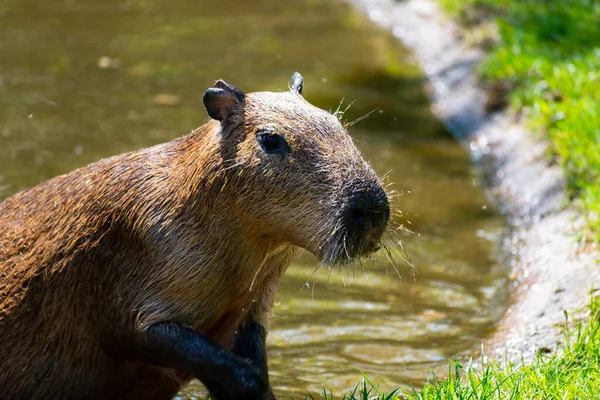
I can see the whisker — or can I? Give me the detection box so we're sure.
[381,168,396,182]
[332,97,345,120]
[342,99,357,116]
[391,242,415,272]
[345,106,380,128]
[382,242,402,279]
[342,233,350,260]
[310,264,326,299]
[325,266,334,287]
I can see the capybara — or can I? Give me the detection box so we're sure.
[0,73,390,400]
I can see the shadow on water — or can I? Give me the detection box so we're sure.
[0,0,509,397]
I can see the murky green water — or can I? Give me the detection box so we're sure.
[0,0,508,397]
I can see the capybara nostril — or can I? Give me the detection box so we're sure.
[345,187,390,232]
[370,205,390,230]
[349,207,367,227]
[346,205,387,230]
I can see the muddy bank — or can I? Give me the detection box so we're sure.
[347,0,599,361]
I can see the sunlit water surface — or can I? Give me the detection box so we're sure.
[0,0,508,397]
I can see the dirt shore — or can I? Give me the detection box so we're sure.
[348,0,599,361]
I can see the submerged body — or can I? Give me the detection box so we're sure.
[0,74,389,399]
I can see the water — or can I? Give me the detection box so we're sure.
[0,0,508,397]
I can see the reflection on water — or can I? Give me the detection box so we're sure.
[0,0,508,397]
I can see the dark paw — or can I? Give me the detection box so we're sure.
[205,357,268,400]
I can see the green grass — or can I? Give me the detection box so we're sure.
[439,0,600,240]
[305,293,600,399]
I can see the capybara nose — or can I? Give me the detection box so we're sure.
[345,188,390,231]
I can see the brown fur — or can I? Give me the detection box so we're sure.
[0,84,385,399]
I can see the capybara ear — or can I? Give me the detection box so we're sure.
[290,72,303,95]
[203,80,246,122]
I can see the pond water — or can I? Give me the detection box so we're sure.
[0,0,508,398]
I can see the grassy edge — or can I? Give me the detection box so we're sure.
[439,0,600,241]
[303,292,600,399]
[303,1,600,398]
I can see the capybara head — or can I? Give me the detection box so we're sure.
[203,73,389,264]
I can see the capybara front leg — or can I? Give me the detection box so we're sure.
[232,318,275,400]
[143,322,267,400]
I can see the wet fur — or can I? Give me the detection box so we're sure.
[0,86,385,399]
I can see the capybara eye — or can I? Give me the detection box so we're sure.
[258,133,289,155]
